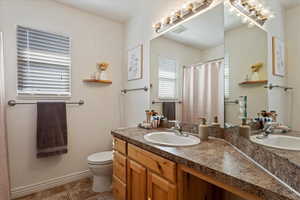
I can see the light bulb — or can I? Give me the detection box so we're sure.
[269,13,275,19]
[248,22,255,28]
[242,17,249,23]
[261,8,270,15]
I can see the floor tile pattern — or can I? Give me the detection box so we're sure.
[15,178,113,200]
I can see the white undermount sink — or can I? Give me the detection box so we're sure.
[250,134,300,151]
[144,132,200,147]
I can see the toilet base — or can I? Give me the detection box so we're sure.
[92,175,112,193]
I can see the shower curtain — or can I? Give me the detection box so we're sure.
[0,32,10,200]
[182,60,224,126]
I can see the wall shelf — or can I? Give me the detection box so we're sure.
[239,80,268,85]
[83,79,112,84]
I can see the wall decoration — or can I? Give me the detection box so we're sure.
[272,37,285,77]
[128,45,143,81]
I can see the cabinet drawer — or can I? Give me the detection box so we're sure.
[113,151,127,182]
[113,137,127,155]
[113,176,126,200]
[128,144,176,183]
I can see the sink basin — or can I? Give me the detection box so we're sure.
[144,132,200,147]
[250,134,300,151]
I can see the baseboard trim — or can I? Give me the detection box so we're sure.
[11,170,92,199]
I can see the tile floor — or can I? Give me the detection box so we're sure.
[15,178,113,200]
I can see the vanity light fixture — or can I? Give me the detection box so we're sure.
[225,0,274,28]
[153,0,214,33]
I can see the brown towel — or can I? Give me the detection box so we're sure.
[162,102,176,121]
[37,102,68,158]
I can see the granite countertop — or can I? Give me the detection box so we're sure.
[111,127,300,200]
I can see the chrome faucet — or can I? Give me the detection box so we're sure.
[168,120,188,137]
[257,122,279,139]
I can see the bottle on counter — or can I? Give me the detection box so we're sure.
[211,116,220,128]
[239,118,251,138]
[198,117,209,141]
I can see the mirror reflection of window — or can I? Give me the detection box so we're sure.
[158,57,178,100]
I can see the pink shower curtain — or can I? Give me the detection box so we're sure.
[182,60,224,126]
[0,32,10,200]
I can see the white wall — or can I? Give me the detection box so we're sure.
[0,0,124,195]
[286,5,300,131]
[264,0,288,125]
[200,45,224,61]
[123,0,223,126]
[225,25,268,124]
[150,37,203,120]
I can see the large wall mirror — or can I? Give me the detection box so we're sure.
[150,3,225,126]
[224,4,268,127]
[150,0,299,133]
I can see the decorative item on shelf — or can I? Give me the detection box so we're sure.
[152,0,213,33]
[272,36,285,77]
[97,62,109,80]
[224,0,275,29]
[83,62,112,84]
[250,62,263,81]
[128,45,143,81]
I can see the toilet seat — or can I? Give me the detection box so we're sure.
[87,151,113,165]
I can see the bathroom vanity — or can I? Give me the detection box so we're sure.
[111,128,298,200]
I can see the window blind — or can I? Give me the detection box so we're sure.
[158,58,177,99]
[224,54,231,99]
[17,26,71,96]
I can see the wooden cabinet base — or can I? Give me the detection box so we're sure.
[113,176,126,200]
[148,171,177,200]
[178,165,262,200]
[127,159,147,200]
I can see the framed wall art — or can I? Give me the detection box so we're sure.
[128,45,143,81]
[272,36,285,77]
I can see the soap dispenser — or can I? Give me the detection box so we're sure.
[239,119,251,138]
[198,118,209,141]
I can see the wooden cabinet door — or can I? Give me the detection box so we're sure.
[127,159,147,200]
[148,171,177,200]
[113,176,126,200]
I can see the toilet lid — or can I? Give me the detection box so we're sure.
[87,151,113,165]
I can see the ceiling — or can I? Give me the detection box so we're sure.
[163,4,224,50]
[54,0,141,22]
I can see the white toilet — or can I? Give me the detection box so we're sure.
[87,151,113,193]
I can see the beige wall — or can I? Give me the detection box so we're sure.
[0,32,10,200]
[225,25,268,125]
[150,37,202,120]
[265,0,288,125]
[0,0,124,195]
[286,6,300,131]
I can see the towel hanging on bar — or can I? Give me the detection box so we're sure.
[36,102,68,158]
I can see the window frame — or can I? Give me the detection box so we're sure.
[16,25,72,99]
[157,56,179,100]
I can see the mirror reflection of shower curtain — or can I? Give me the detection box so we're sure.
[182,60,224,126]
[0,32,10,200]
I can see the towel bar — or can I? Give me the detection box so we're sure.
[7,100,84,107]
[152,100,182,104]
[121,86,148,94]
